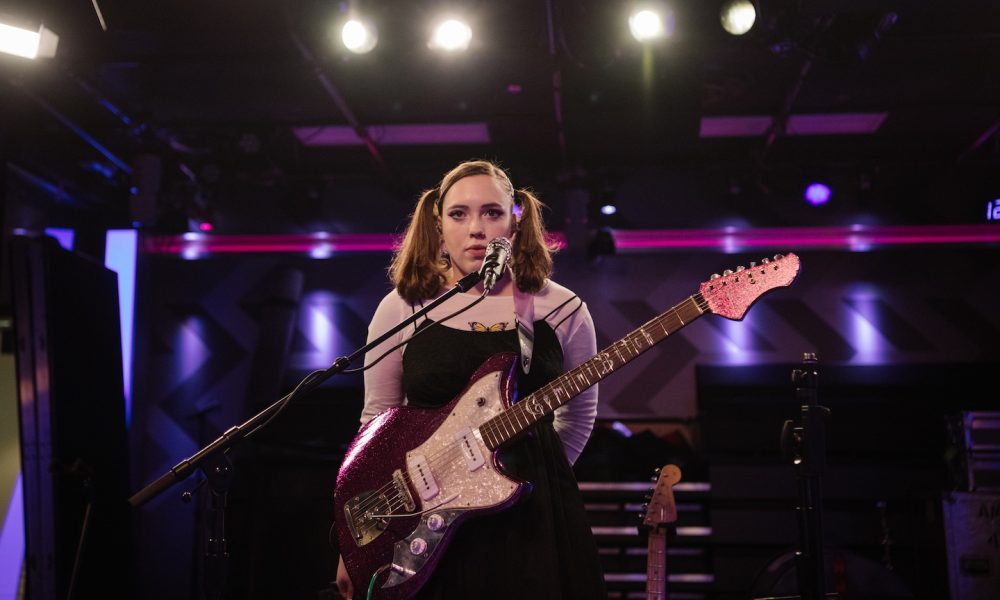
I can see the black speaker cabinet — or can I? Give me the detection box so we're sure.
[943,492,1000,600]
[10,235,132,600]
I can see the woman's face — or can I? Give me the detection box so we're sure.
[439,174,516,280]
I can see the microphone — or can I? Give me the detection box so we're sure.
[479,237,512,292]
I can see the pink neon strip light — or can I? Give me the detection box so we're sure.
[143,226,998,256]
[612,224,1000,251]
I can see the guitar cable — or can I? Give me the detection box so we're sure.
[244,288,489,442]
[341,288,490,374]
[367,564,391,600]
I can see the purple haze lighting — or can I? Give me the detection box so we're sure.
[44,227,75,250]
[805,183,831,206]
[105,229,137,426]
[0,473,25,599]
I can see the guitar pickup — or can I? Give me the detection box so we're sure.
[408,454,439,501]
[455,427,485,472]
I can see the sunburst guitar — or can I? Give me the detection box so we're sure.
[642,465,682,600]
[334,253,801,599]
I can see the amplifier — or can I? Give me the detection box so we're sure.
[948,412,1000,492]
[963,412,1000,451]
[942,492,1000,600]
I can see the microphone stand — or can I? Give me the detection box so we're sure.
[128,270,486,598]
[780,352,832,600]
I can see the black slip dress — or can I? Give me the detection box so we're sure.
[401,317,606,600]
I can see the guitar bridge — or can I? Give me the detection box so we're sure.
[343,470,416,547]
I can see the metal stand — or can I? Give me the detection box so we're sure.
[780,352,833,600]
[201,453,233,600]
[127,270,487,598]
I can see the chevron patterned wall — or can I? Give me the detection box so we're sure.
[129,246,999,598]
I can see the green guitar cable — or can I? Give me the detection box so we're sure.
[367,564,391,600]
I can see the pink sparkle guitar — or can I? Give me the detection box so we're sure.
[334,253,801,598]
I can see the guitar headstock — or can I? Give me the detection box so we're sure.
[642,464,682,528]
[700,252,800,320]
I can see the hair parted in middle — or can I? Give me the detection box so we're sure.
[389,159,558,304]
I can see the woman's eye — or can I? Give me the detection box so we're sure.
[448,210,465,218]
[486,209,504,218]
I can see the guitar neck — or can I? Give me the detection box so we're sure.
[646,530,667,600]
[479,294,707,450]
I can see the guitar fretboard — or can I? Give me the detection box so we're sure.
[478,293,708,450]
[646,531,667,600]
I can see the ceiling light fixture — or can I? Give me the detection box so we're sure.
[341,18,377,54]
[720,0,757,36]
[430,18,472,52]
[0,19,58,59]
[628,5,674,42]
[804,183,831,206]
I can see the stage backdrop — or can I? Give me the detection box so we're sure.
[128,244,999,599]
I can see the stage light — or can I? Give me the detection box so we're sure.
[198,221,213,232]
[0,20,58,59]
[804,182,831,206]
[430,18,472,52]
[341,18,377,54]
[628,7,672,42]
[600,204,617,216]
[720,0,756,36]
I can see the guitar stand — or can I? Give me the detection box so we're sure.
[763,353,837,600]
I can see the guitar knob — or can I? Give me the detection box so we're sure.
[710,273,721,280]
[736,266,745,272]
[761,257,770,264]
[723,269,733,276]
[427,513,446,532]
[773,253,784,260]
[409,537,428,555]
[749,261,756,268]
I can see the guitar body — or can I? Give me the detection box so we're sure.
[334,353,529,599]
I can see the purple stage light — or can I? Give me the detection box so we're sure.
[805,183,831,206]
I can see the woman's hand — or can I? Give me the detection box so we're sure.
[336,555,354,599]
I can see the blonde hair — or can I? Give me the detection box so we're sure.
[389,160,557,304]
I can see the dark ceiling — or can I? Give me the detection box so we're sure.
[3,0,1000,234]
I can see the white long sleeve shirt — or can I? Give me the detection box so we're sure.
[361,279,599,464]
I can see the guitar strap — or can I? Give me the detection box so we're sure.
[513,284,534,374]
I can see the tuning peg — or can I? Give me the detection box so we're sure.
[749,261,756,268]
[761,257,770,264]
[710,273,721,280]
[736,265,745,272]
[722,269,733,276]
[773,253,784,260]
